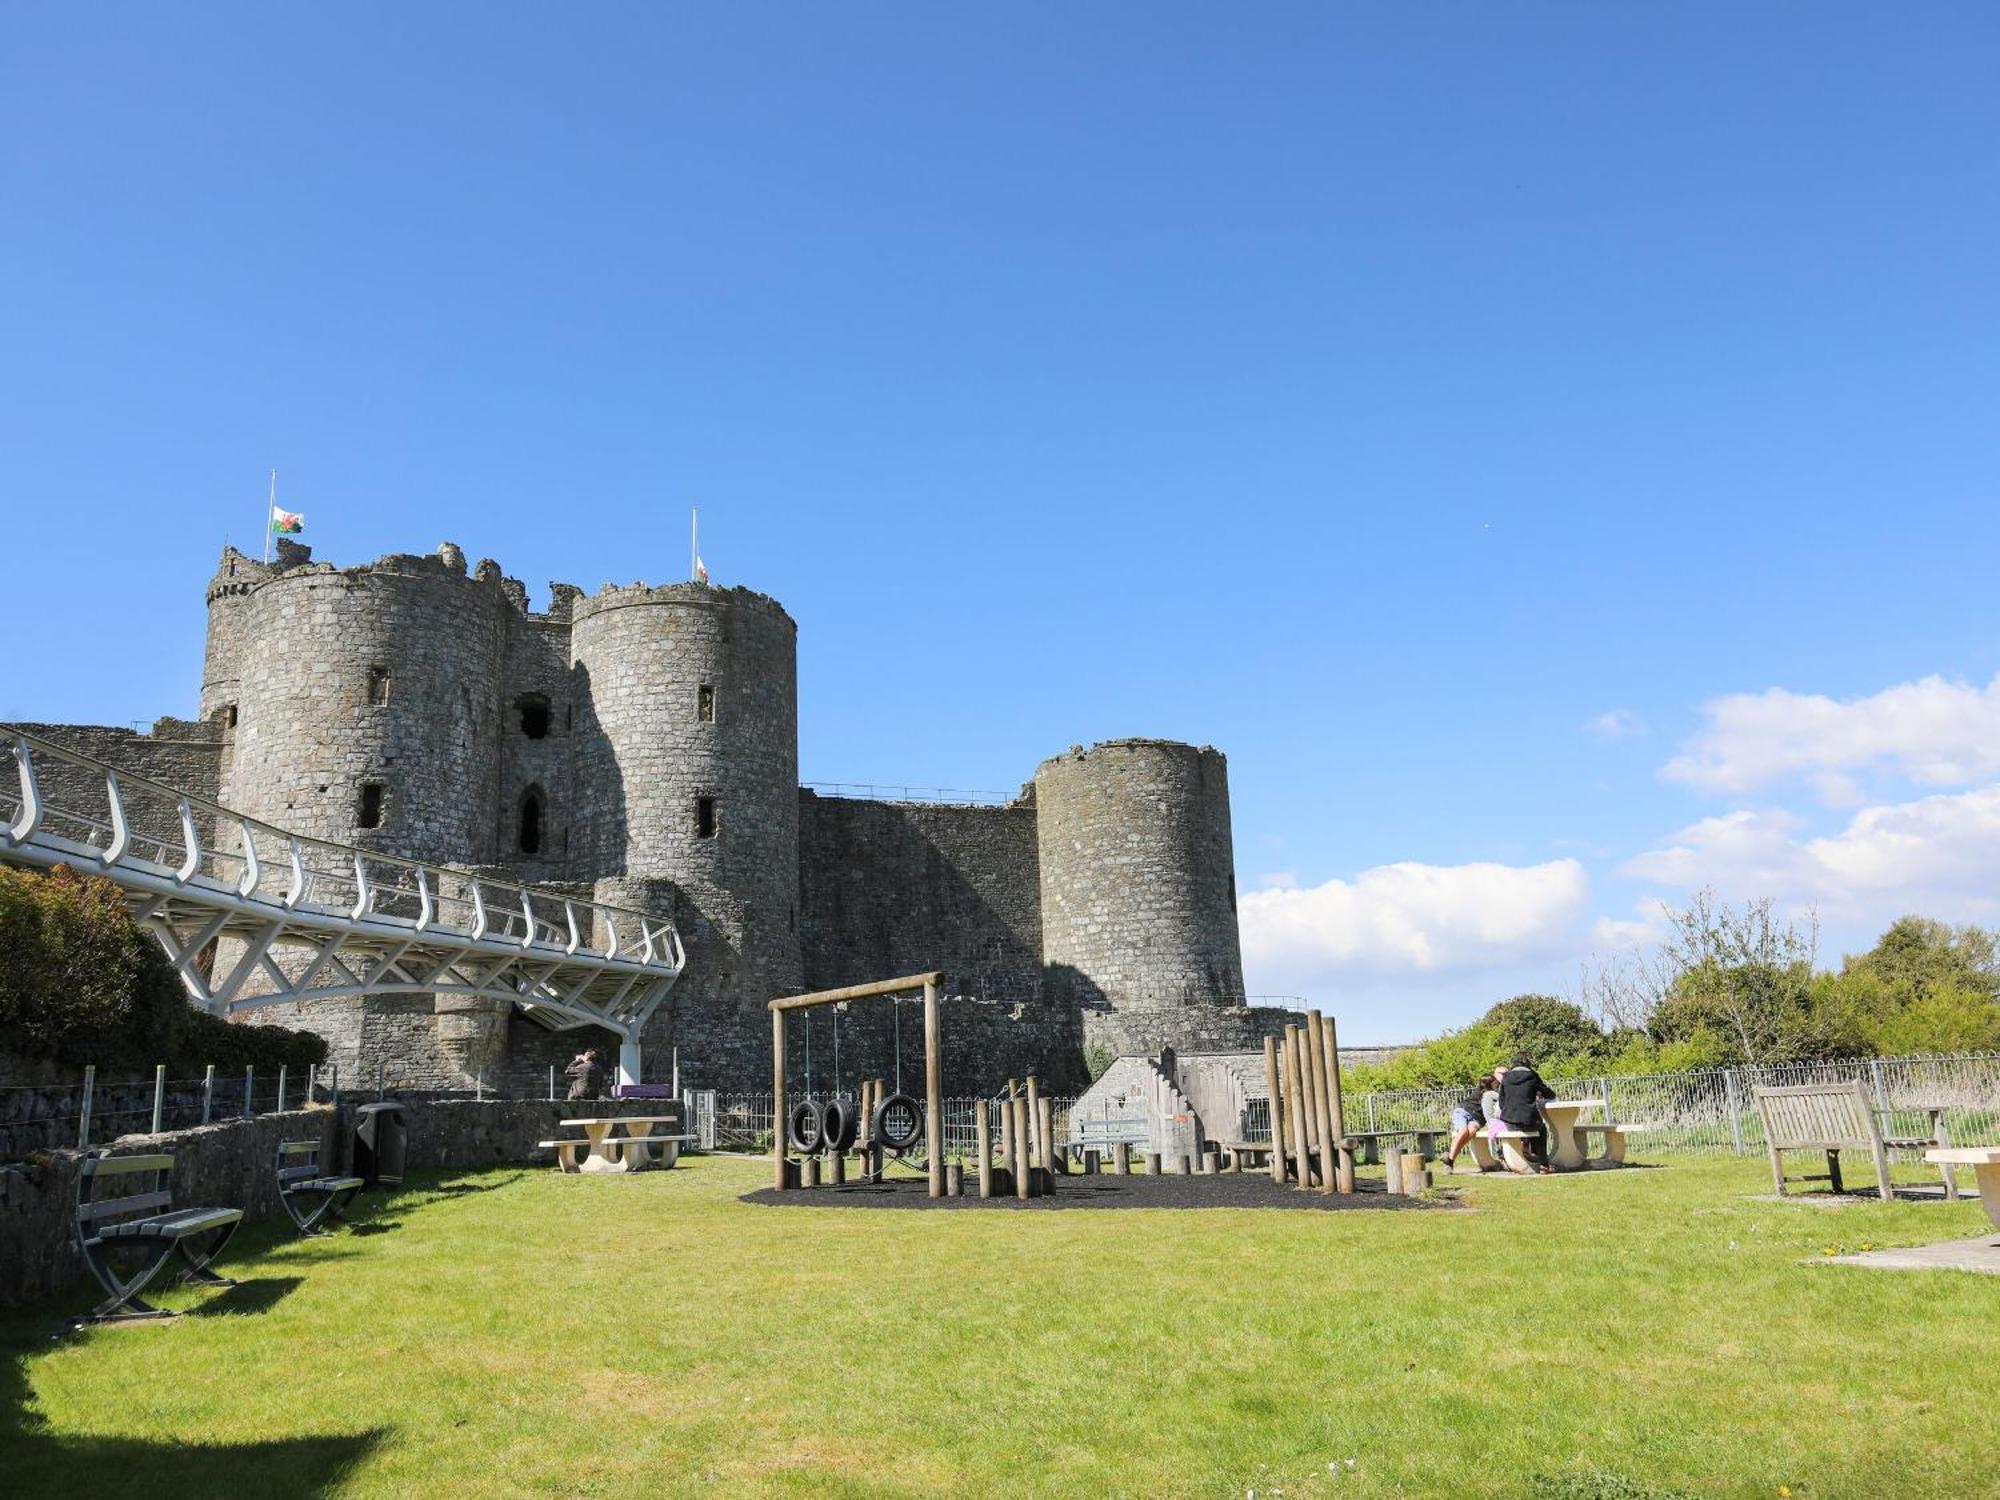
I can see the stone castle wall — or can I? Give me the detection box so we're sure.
[15,542,1277,1098]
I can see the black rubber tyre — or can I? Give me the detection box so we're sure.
[787,1099,824,1153]
[820,1097,860,1153]
[873,1092,925,1152]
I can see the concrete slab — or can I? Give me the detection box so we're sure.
[1821,1234,2000,1275]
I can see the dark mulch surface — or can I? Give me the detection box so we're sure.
[741,1171,1447,1212]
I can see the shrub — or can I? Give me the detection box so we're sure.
[0,863,326,1076]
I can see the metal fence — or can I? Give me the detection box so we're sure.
[1350,1051,2000,1158]
[0,1061,341,1157]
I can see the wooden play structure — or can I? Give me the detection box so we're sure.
[773,971,947,1197]
[1259,1009,1361,1195]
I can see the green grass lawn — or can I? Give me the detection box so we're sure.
[3,1155,1995,1499]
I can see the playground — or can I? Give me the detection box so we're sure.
[5,1153,1995,1500]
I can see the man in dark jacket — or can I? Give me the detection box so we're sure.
[1497,1054,1556,1172]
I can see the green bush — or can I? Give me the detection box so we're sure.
[0,863,326,1076]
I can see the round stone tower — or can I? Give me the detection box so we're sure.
[569,583,802,1079]
[200,546,271,726]
[1033,738,1246,1015]
[218,550,508,863]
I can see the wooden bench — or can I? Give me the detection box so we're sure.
[73,1151,243,1324]
[1752,1081,1958,1202]
[275,1138,364,1236]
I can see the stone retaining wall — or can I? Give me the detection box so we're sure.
[0,1097,676,1309]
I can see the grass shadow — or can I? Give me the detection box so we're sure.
[1,1339,385,1498]
[188,1276,303,1318]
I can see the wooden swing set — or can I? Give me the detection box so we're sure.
[771,971,945,1197]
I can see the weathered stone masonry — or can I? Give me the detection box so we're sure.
[28,540,1301,1093]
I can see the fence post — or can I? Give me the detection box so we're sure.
[1722,1069,1745,1156]
[1365,1094,1377,1132]
[307,1062,317,1102]
[277,1064,288,1114]
[476,1069,484,1103]
[1599,1076,1614,1125]
[151,1064,165,1134]
[330,1062,339,1106]
[548,1064,556,1102]
[243,1064,255,1119]
[78,1064,95,1149]
[1869,1059,1889,1114]
[378,1060,386,1100]
[202,1064,215,1124]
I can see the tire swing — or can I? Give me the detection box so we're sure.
[872,1092,925,1153]
[787,1099,825,1154]
[820,1096,861,1153]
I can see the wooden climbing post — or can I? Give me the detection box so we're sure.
[772,1005,788,1190]
[1319,1010,1354,1193]
[1262,1035,1286,1186]
[923,977,944,1199]
[1306,1011,1337,1195]
[976,1101,993,1199]
[1284,1025,1312,1189]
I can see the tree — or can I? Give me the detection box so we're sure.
[1646,891,1834,1064]
[1813,916,2000,1055]
[1478,994,1605,1067]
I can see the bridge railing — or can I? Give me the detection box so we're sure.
[1,726,684,976]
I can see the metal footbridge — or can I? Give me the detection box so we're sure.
[0,726,683,1082]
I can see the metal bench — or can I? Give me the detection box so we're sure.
[275,1138,364,1236]
[1752,1081,1958,1202]
[73,1151,243,1324]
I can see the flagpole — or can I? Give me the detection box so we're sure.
[264,470,276,564]
[691,507,698,583]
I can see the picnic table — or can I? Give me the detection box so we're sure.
[549,1116,688,1174]
[1926,1147,2000,1229]
[1540,1099,1601,1171]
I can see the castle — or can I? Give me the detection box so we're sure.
[27,539,1301,1093]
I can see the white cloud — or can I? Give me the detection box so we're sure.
[1663,673,2000,800]
[1622,784,2000,924]
[1239,858,1589,981]
[1583,708,1648,742]
[1591,900,1671,950]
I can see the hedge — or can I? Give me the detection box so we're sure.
[0,863,327,1076]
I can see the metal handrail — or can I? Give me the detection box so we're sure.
[0,725,680,973]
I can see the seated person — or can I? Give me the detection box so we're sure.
[1497,1054,1556,1172]
[1440,1075,1491,1171]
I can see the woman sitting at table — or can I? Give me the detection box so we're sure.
[1439,1074,1493,1172]
[1498,1054,1556,1173]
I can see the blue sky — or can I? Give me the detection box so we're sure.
[5,6,1998,1041]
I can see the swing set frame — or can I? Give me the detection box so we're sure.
[771,971,944,1197]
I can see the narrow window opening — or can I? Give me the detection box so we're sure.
[788,904,796,933]
[694,796,717,839]
[515,694,551,739]
[564,704,574,731]
[697,684,716,723]
[518,786,545,854]
[222,703,238,729]
[367,666,391,706]
[358,782,385,829]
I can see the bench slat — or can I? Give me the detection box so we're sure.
[84,1153,174,1178]
[80,1189,173,1221]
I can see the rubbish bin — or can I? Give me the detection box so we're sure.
[352,1102,407,1188]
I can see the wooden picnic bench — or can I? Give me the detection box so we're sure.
[275,1137,364,1236]
[1752,1081,1958,1202]
[539,1115,690,1174]
[73,1151,242,1324]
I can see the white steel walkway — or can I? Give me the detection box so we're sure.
[0,727,683,1083]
